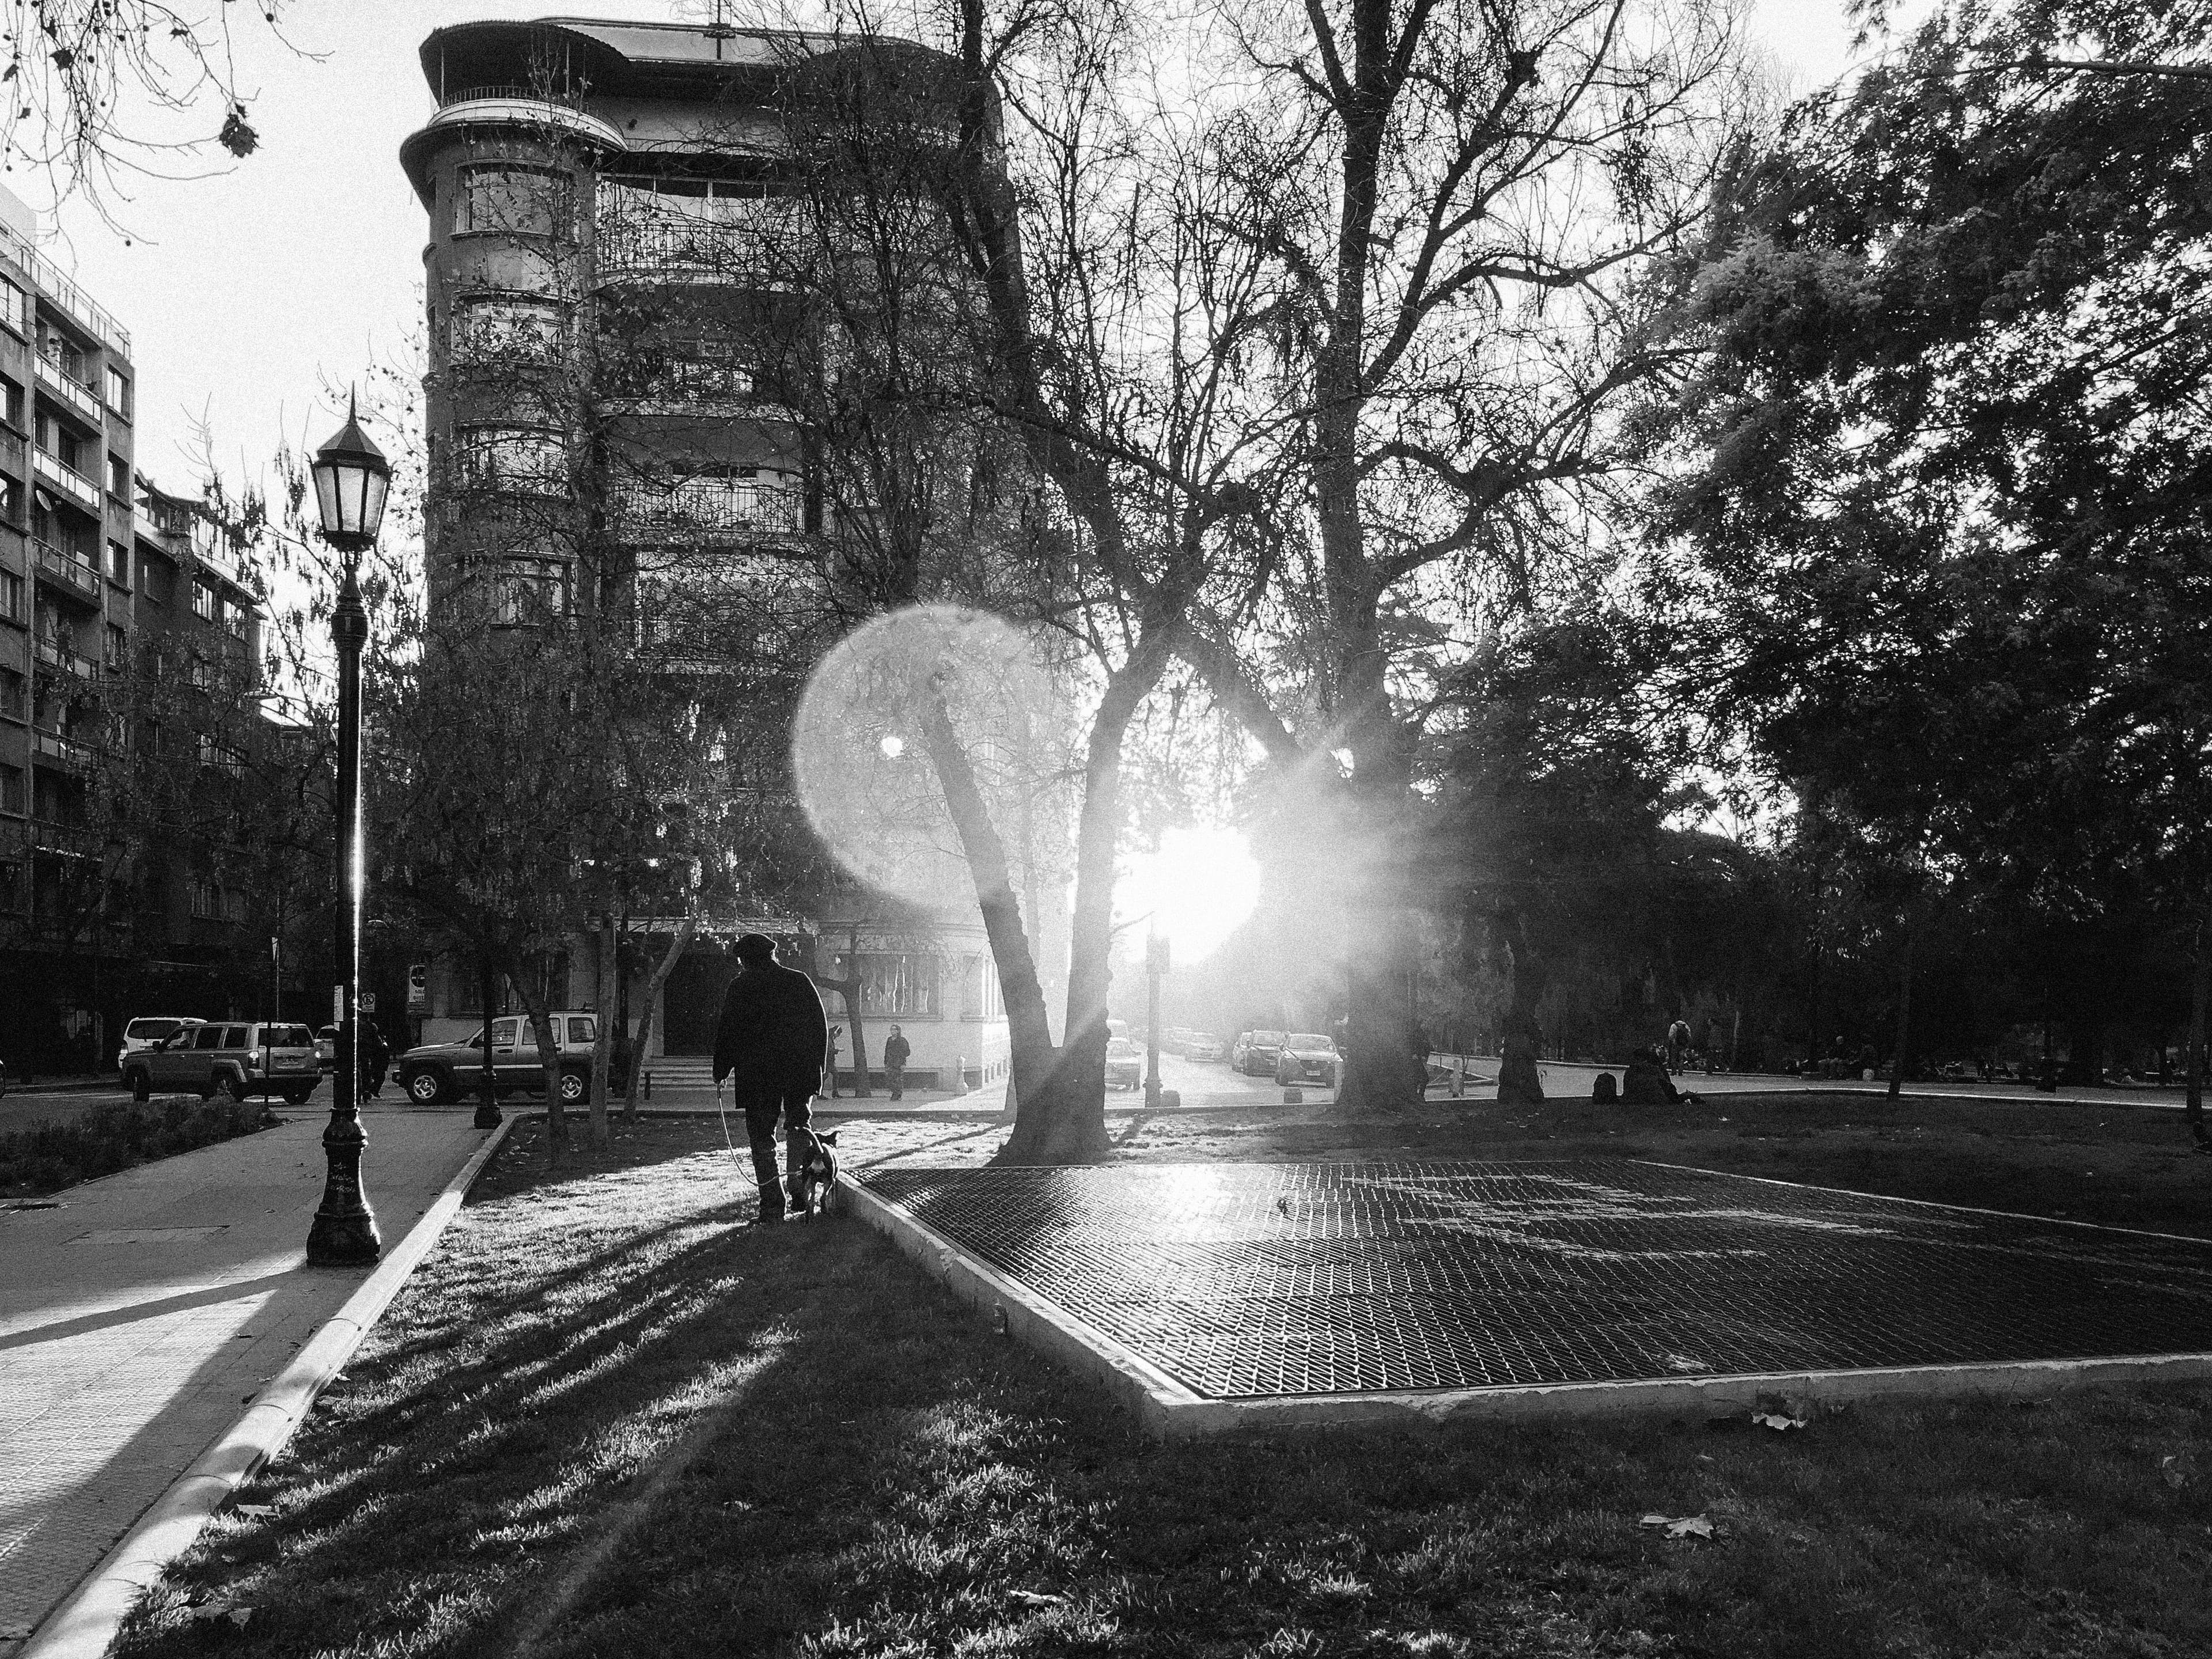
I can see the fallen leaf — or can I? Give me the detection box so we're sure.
[1009,1589,1063,1607]
[1639,1512,1714,1538]
[233,1504,276,1518]
[1752,1412,1807,1432]
[2163,1454,2194,1490]
[227,1609,253,1630]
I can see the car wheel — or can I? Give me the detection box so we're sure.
[558,1068,588,1105]
[128,1069,150,1103]
[1275,1063,1293,1086]
[406,1069,448,1106]
[219,1071,248,1104]
[282,1086,313,1107]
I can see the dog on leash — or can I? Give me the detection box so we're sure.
[789,1126,842,1217]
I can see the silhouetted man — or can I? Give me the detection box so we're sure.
[712,934,829,1224]
[884,1024,910,1100]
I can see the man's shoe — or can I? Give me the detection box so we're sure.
[749,1206,786,1225]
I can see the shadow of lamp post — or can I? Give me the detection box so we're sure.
[305,398,389,1267]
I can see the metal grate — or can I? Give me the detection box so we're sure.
[861,1160,2212,1398]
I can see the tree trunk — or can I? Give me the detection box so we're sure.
[816,921,870,1099]
[622,915,696,1124]
[589,911,615,1149]
[2188,917,2208,1147]
[1886,916,1917,1100]
[509,968,567,1164]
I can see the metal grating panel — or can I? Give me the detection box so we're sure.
[860,1160,2212,1399]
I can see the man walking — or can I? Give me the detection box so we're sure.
[711,934,829,1224]
[884,1024,910,1100]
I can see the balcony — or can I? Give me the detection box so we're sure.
[593,187,796,287]
[32,729,95,771]
[34,636,95,680]
[34,351,103,423]
[33,450,100,512]
[32,539,99,601]
[612,479,805,544]
[29,817,101,858]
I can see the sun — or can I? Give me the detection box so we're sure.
[1123,825,1262,963]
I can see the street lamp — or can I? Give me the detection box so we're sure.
[305,396,389,1267]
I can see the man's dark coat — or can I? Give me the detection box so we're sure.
[711,960,830,1096]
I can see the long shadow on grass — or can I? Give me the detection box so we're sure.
[112,1120,2212,1659]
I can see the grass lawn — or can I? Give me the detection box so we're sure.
[112,1097,2212,1658]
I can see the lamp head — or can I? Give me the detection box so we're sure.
[310,391,391,554]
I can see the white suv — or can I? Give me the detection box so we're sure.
[116,1016,204,1071]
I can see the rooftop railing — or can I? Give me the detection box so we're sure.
[0,221,130,357]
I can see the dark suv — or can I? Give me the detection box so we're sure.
[123,1021,321,1105]
[396,1012,619,1105]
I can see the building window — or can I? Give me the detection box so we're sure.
[220,597,247,640]
[188,877,219,921]
[1,376,20,430]
[0,763,22,814]
[0,279,21,335]
[454,164,569,238]
[0,571,21,623]
[190,578,214,621]
[454,426,566,496]
[488,559,563,625]
[105,539,127,585]
[141,558,169,604]
[104,623,126,669]
[188,653,213,690]
[0,668,22,719]
[195,733,245,774]
[107,454,127,499]
[834,952,942,1018]
[0,860,20,911]
[960,953,1003,1020]
[104,366,130,418]
[450,296,566,364]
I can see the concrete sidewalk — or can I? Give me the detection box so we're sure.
[0,1105,494,1652]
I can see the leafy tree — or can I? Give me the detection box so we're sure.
[1650,0,2212,1124]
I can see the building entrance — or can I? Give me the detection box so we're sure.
[661,949,737,1055]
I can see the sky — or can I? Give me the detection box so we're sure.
[20,0,1863,501]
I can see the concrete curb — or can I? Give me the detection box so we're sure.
[844,1168,2212,1439]
[21,1117,515,1659]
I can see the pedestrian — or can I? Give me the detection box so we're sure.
[358,1020,389,1100]
[824,1024,842,1099]
[1623,1046,1703,1107]
[884,1024,910,1100]
[1666,1018,1691,1074]
[711,933,830,1225]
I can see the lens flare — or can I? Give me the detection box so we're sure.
[792,605,1063,909]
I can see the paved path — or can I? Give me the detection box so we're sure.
[0,1105,491,1651]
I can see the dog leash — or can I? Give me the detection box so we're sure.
[714,1077,762,1195]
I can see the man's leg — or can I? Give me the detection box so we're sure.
[785,1089,815,1200]
[741,1092,785,1216]
[889,1066,903,1100]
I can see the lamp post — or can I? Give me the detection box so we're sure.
[305,397,390,1267]
[1143,927,1168,1110]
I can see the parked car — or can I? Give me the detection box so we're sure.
[122,1021,321,1105]
[1274,1032,1340,1087]
[1183,1031,1226,1063]
[1105,1036,1145,1090]
[1232,1030,1287,1075]
[395,1012,619,1106]
[116,1016,203,1072]
[315,1025,338,1072]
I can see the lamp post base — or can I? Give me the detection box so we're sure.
[306,1111,381,1266]
[472,1100,503,1130]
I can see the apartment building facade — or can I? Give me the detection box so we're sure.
[0,186,281,1071]
[399,16,1015,1086]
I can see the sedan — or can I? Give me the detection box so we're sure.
[1233,1030,1287,1075]
[1274,1033,1340,1086]
[1184,1031,1226,1063]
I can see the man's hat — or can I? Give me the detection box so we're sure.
[733,933,777,964]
